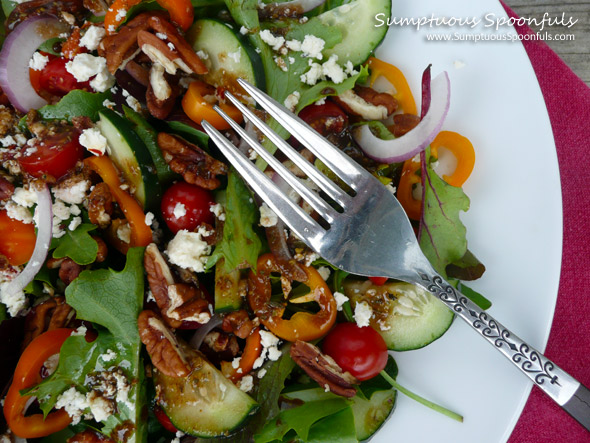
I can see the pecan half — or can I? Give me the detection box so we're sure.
[59,258,83,286]
[22,296,73,349]
[158,132,227,189]
[221,309,257,339]
[88,182,113,228]
[138,310,191,377]
[144,243,211,328]
[290,340,358,398]
[390,113,420,137]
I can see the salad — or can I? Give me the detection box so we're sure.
[0,0,489,441]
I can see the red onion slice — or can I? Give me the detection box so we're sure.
[0,15,68,112]
[189,313,223,349]
[2,184,53,299]
[353,71,451,164]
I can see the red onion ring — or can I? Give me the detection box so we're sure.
[2,184,53,299]
[0,15,68,112]
[353,71,451,164]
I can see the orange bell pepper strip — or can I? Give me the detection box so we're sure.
[85,156,152,248]
[182,80,243,131]
[221,327,262,383]
[367,57,417,116]
[3,329,74,438]
[430,131,476,187]
[0,210,36,266]
[396,157,422,221]
[104,0,193,35]
[248,254,337,342]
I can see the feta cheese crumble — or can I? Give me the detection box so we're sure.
[53,180,90,204]
[209,203,225,221]
[80,26,106,51]
[259,202,278,227]
[172,202,186,219]
[333,291,349,311]
[65,54,114,92]
[238,375,254,392]
[283,91,300,111]
[166,227,212,273]
[259,29,285,51]
[29,52,49,71]
[354,301,373,328]
[79,127,108,156]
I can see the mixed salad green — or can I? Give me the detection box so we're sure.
[0,0,489,441]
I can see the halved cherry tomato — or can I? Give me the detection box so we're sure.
[369,276,388,286]
[182,81,243,131]
[247,254,337,342]
[0,210,36,266]
[18,128,84,180]
[221,327,262,382]
[298,101,348,135]
[322,322,388,381]
[396,157,422,221]
[153,406,178,433]
[161,182,215,234]
[430,131,475,187]
[85,156,152,250]
[37,56,90,98]
[3,328,74,438]
[367,57,417,116]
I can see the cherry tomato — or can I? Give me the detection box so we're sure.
[369,276,388,286]
[322,322,388,381]
[154,406,178,433]
[161,182,215,234]
[33,56,90,98]
[298,101,348,135]
[18,129,84,179]
[0,210,36,266]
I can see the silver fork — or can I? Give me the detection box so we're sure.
[202,78,590,431]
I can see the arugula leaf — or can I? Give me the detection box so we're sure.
[255,398,350,443]
[418,152,470,278]
[37,37,65,56]
[207,170,262,272]
[52,224,98,265]
[27,248,147,441]
[1,0,15,17]
[66,247,145,346]
[34,90,112,122]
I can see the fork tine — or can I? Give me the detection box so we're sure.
[213,105,338,224]
[224,91,350,209]
[236,78,371,189]
[201,120,325,245]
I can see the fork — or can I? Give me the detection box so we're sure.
[202,78,590,431]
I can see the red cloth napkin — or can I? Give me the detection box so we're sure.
[500,2,590,442]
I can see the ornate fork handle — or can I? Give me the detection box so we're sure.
[410,269,590,430]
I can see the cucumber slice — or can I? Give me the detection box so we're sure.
[316,0,391,66]
[153,346,258,437]
[344,281,454,351]
[186,19,265,94]
[283,387,396,441]
[96,109,160,210]
[214,259,243,313]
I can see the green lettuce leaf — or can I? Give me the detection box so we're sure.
[52,223,98,265]
[34,90,112,122]
[418,153,470,278]
[255,398,351,443]
[66,247,145,345]
[25,248,146,441]
[303,406,357,443]
[207,170,262,272]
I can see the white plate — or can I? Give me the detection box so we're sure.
[372,1,562,442]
